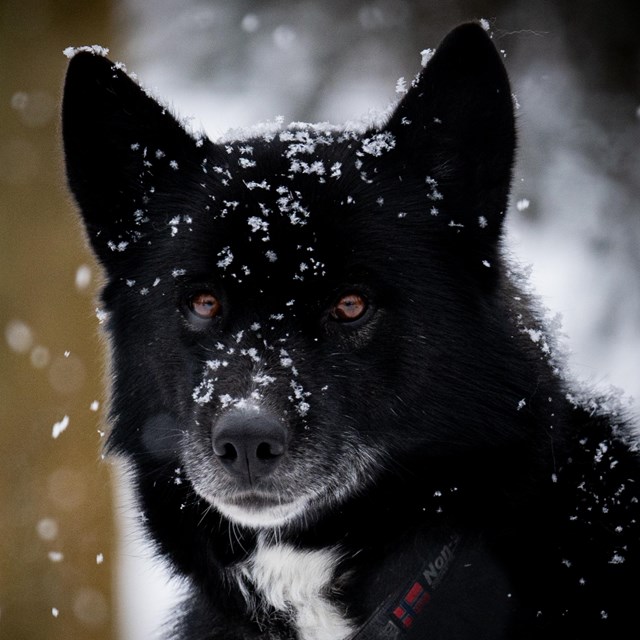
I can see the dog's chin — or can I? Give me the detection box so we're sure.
[213,493,314,529]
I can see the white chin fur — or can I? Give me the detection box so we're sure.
[214,495,312,529]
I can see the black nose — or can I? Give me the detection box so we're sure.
[212,410,287,485]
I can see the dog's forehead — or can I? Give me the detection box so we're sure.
[149,124,402,297]
[189,130,364,284]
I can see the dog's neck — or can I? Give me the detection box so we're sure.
[230,529,463,640]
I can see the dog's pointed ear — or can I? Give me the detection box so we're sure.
[386,23,516,242]
[62,50,206,267]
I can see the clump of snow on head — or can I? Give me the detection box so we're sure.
[63,45,110,59]
[420,48,434,67]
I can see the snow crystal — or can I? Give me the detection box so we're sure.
[478,216,488,228]
[63,45,109,59]
[279,350,293,368]
[254,373,276,387]
[169,160,179,170]
[241,348,261,363]
[594,441,609,463]
[48,551,64,563]
[361,132,396,157]
[516,198,530,212]
[219,394,235,408]
[245,180,270,191]
[290,380,310,416]
[107,240,129,252]
[482,260,491,268]
[395,77,407,94]
[425,176,443,201]
[609,553,625,564]
[193,380,215,405]
[480,18,491,32]
[526,328,543,343]
[217,247,234,269]
[248,216,269,233]
[52,415,69,439]
[96,553,104,564]
[52,608,59,618]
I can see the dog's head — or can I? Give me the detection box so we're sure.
[63,24,518,531]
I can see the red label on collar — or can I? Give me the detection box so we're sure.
[391,581,432,630]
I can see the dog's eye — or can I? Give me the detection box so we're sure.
[330,293,368,323]
[189,292,221,320]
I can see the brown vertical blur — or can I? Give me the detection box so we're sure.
[0,1,116,639]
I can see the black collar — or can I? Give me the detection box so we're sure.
[349,533,461,639]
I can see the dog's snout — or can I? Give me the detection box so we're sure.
[212,410,287,484]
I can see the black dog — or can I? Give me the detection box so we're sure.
[63,23,640,639]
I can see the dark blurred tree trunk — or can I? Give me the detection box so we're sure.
[0,1,117,638]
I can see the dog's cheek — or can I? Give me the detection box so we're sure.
[140,413,184,462]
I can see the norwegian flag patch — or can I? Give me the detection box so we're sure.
[390,580,432,630]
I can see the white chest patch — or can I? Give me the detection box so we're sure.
[236,541,354,640]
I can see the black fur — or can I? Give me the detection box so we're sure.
[63,24,640,639]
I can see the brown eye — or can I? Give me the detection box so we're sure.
[330,293,368,323]
[190,292,221,319]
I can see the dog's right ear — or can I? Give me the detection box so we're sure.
[62,50,205,267]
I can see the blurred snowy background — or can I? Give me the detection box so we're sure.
[0,0,638,638]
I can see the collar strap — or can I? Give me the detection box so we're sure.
[349,533,461,640]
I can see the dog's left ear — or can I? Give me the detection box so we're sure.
[386,23,516,242]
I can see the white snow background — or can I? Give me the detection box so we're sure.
[108,1,640,637]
